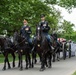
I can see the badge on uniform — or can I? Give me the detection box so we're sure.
[43,24,46,27]
[25,28,29,31]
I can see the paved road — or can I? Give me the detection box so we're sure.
[0,56,76,75]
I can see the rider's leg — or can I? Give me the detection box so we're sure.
[28,38,33,47]
[46,34,54,50]
[31,37,36,52]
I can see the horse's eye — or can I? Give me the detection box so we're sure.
[38,27,40,30]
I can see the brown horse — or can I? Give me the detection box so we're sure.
[32,25,52,71]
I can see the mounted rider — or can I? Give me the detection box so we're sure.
[39,14,54,50]
[20,19,32,46]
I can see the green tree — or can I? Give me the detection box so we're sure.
[0,0,61,35]
[61,20,74,39]
[44,0,76,8]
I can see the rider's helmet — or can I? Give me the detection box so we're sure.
[40,14,45,18]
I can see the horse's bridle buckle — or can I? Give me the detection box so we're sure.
[38,44,40,47]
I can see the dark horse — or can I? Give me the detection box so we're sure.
[32,25,52,71]
[52,40,61,62]
[0,36,16,70]
[13,32,32,70]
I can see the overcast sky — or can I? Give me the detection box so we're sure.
[54,5,76,31]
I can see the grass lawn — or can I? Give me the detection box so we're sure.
[0,53,36,63]
[0,54,20,63]
[72,71,76,75]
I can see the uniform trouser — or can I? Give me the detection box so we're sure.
[28,38,33,45]
[43,33,51,43]
[33,34,51,43]
[43,33,54,50]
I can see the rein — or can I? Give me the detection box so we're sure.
[18,38,26,45]
[52,47,59,55]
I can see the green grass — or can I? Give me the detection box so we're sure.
[0,54,4,63]
[0,53,38,63]
[72,71,76,75]
[0,54,19,63]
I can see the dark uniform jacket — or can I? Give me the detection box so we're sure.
[39,21,50,33]
[20,25,32,40]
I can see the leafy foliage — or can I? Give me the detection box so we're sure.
[0,0,76,41]
[0,0,61,35]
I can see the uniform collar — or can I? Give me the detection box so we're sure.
[24,25,27,27]
[41,20,45,22]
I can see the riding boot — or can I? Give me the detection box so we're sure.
[49,42,54,50]
[31,46,34,51]
[31,44,35,52]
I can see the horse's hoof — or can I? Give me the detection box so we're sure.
[32,64,34,68]
[13,65,15,68]
[57,59,60,61]
[18,65,20,68]
[8,66,11,69]
[40,67,45,71]
[46,65,48,67]
[48,66,51,68]
[49,65,52,68]
[25,67,28,70]
[35,60,37,64]
[40,68,44,71]
[19,68,23,71]
[52,60,55,62]
[2,68,6,71]
[29,65,31,68]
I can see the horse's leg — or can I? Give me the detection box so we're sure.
[38,53,42,62]
[52,49,56,62]
[2,52,11,70]
[48,53,52,68]
[25,53,28,69]
[19,53,23,70]
[2,53,7,70]
[31,52,34,68]
[7,57,11,69]
[18,53,20,68]
[40,54,45,71]
[11,52,15,67]
[34,52,37,64]
[57,49,60,61]
[45,54,48,67]
[28,53,31,68]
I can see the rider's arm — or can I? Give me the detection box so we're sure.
[44,21,50,31]
[27,27,32,34]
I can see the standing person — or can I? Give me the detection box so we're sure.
[20,19,32,46]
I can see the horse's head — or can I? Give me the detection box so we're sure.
[13,31,28,46]
[0,37,6,47]
[36,25,42,41]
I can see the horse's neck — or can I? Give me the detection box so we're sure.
[41,34,48,45]
[0,39,5,47]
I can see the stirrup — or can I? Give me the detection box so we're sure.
[51,46,54,50]
[31,46,35,51]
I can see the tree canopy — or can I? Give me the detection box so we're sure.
[0,0,76,41]
[0,0,61,35]
[44,0,76,8]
